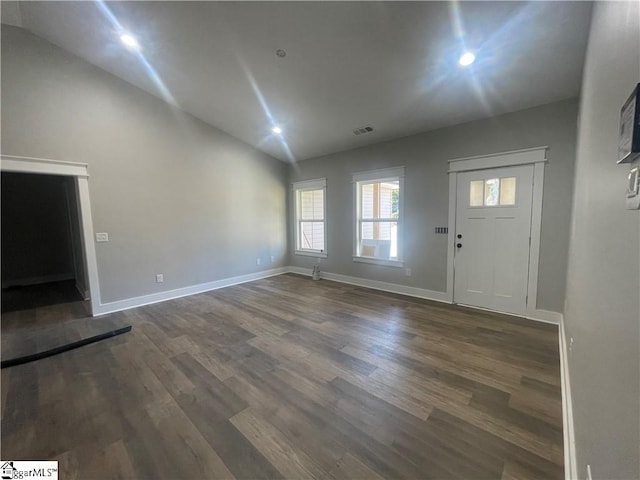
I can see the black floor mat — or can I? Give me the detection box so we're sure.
[1,314,130,364]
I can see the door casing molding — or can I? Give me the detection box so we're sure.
[446,146,548,319]
[1,154,101,315]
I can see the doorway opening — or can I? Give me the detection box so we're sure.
[1,155,103,365]
[1,171,88,315]
[1,155,101,316]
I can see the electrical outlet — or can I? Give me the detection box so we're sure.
[271,255,275,263]
[156,274,163,283]
[95,232,109,242]
[256,258,261,266]
[405,268,412,276]
[586,465,592,480]
[569,337,574,352]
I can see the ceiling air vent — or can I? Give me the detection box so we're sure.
[353,126,374,136]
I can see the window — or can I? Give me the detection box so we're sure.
[469,176,517,207]
[293,178,327,257]
[353,167,404,266]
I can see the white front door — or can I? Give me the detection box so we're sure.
[454,165,534,315]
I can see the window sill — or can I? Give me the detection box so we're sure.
[352,256,403,268]
[295,250,328,259]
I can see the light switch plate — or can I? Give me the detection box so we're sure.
[96,232,109,242]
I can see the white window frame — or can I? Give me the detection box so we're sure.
[293,178,328,258]
[352,167,405,267]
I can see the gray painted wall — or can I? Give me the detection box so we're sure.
[1,26,287,304]
[564,1,640,478]
[1,172,75,285]
[289,99,579,313]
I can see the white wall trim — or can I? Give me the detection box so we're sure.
[76,284,90,301]
[351,256,404,268]
[289,266,459,304]
[525,159,546,319]
[446,147,549,320]
[1,154,101,315]
[292,178,326,191]
[321,272,450,303]
[287,267,559,324]
[294,250,328,259]
[1,154,90,177]
[455,301,561,325]
[76,176,101,313]
[448,146,548,172]
[287,266,314,276]
[352,166,405,182]
[528,309,562,325]
[93,267,289,316]
[559,315,578,480]
[446,173,457,303]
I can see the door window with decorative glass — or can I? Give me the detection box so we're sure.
[469,177,517,207]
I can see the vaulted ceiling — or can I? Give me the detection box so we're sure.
[2,1,592,162]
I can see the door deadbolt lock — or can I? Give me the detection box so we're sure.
[457,243,462,248]
[457,234,462,239]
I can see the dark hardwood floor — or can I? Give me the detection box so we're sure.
[1,273,563,479]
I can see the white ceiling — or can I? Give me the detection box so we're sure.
[3,1,592,162]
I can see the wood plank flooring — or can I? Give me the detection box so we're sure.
[1,273,563,479]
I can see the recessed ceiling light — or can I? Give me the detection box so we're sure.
[272,126,283,134]
[459,51,476,66]
[120,33,140,50]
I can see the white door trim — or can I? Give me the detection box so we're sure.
[448,146,549,172]
[1,154,101,315]
[446,147,549,319]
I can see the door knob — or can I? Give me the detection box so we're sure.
[457,243,462,248]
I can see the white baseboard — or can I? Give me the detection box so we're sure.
[93,267,288,316]
[287,266,450,303]
[287,266,315,277]
[288,266,562,326]
[526,309,562,325]
[2,273,74,288]
[75,282,90,301]
[559,316,577,479]
[92,263,561,326]
[89,260,562,327]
